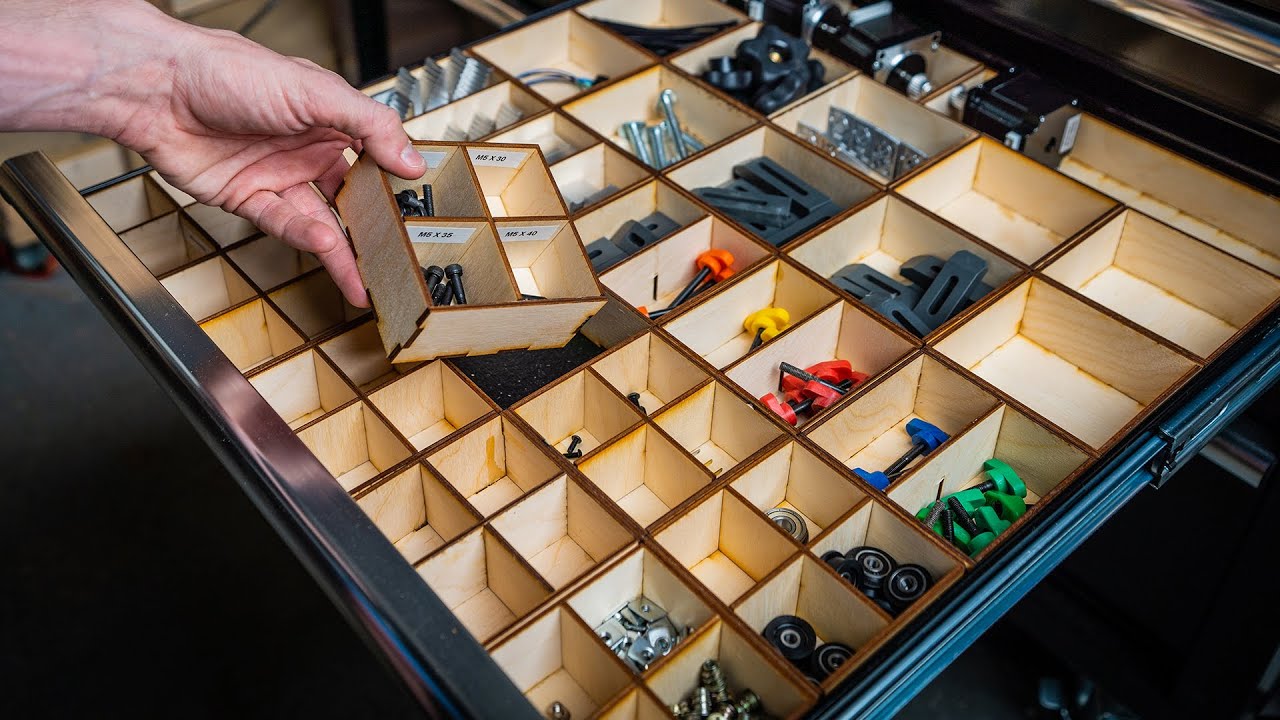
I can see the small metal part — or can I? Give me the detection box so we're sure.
[595,617,630,654]
[694,687,713,717]
[646,123,670,169]
[495,101,524,129]
[681,130,705,153]
[421,184,434,217]
[826,106,927,180]
[442,124,467,142]
[765,507,809,543]
[734,690,761,715]
[564,434,582,459]
[948,495,980,535]
[466,113,496,140]
[625,632,658,670]
[626,392,646,414]
[431,276,453,305]
[396,67,421,117]
[445,263,466,305]
[422,57,449,111]
[396,189,426,217]
[658,89,689,159]
[452,56,492,100]
[547,700,570,720]
[620,121,652,166]
[921,500,946,529]
[422,265,444,297]
[763,614,817,663]
[444,47,467,97]
[810,642,854,681]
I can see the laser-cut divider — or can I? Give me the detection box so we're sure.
[160,255,256,322]
[247,347,356,430]
[425,414,562,518]
[588,331,710,416]
[355,462,482,565]
[366,359,493,451]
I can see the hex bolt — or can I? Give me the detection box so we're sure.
[422,265,444,296]
[646,123,670,169]
[947,496,980,536]
[620,120,652,166]
[564,434,583,459]
[445,263,466,305]
[658,88,690,159]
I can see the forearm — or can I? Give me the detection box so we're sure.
[0,0,189,140]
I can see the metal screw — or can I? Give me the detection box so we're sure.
[681,130,705,153]
[658,88,689,160]
[445,263,466,305]
[646,123,669,169]
[547,700,571,720]
[620,120,652,166]
[564,434,582,459]
[422,184,435,217]
[948,496,980,536]
[626,392,646,414]
[922,500,946,529]
[422,265,444,297]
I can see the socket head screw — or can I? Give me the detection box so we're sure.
[620,120,653,166]
[421,265,444,295]
[646,123,670,169]
[626,392,646,414]
[396,188,426,217]
[564,434,583,459]
[444,263,466,305]
[547,700,571,720]
[421,184,435,217]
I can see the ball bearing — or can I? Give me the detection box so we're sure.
[884,563,932,611]
[765,507,809,543]
[810,642,854,681]
[762,614,817,664]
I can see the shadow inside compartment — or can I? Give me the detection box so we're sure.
[447,333,606,408]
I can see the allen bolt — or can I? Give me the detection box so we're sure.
[620,120,652,166]
[396,188,426,217]
[626,392,646,414]
[658,88,689,159]
[564,434,583,459]
[445,263,466,305]
[421,265,444,296]
[431,274,453,305]
[422,184,435,217]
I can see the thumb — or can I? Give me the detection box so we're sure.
[303,72,425,180]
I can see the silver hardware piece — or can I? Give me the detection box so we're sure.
[371,87,410,121]
[452,57,492,101]
[494,101,524,130]
[422,57,450,111]
[658,89,689,160]
[396,68,421,117]
[681,130,705,153]
[594,595,682,672]
[547,700,571,720]
[444,47,466,97]
[646,123,670,169]
[466,113,496,141]
[620,121,652,166]
[766,506,810,543]
[442,124,467,142]
[820,106,928,180]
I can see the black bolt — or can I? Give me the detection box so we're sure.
[627,392,646,414]
[445,263,466,305]
[431,276,452,305]
[947,496,980,536]
[939,506,956,546]
[422,184,435,217]
[779,362,849,396]
[670,267,714,308]
[884,441,929,480]
[750,326,766,350]
[564,434,583,459]
[921,500,945,529]
[396,188,425,217]
[422,265,444,296]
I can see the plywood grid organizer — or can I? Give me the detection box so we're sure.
[88,0,1280,716]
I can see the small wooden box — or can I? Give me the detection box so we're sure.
[335,141,607,362]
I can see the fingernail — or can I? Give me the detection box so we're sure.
[401,145,425,170]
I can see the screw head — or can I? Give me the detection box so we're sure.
[445,263,463,277]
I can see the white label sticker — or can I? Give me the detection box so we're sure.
[408,225,475,244]
[418,150,448,169]
[498,224,562,242]
[468,148,528,168]
[1059,113,1081,154]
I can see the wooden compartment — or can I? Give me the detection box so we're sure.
[355,462,481,564]
[295,400,412,492]
[491,605,635,718]
[896,137,1117,264]
[886,404,1091,558]
[514,369,645,458]
[590,332,709,416]
[645,619,815,719]
[724,300,918,428]
[653,489,797,604]
[733,554,890,687]
[247,347,356,429]
[1043,209,1280,359]
[119,211,215,276]
[788,194,1022,335]
[473,12,653,104]
[731,440,868,542]
[407,220,518,303]
[318,319,418,392]
[563,65,756,165]
[806,354,999,481]
[935,278,1198,450]
[495,220,598,299]
[599,215,772,318]
[571,178,706,257]
[425,415,562,517]
[470,144,566,217]
[578,0,746,31]
[227,234,320,291]
[1058,114,1280,275]
[652,381,784,477]
[401,81,547,142]
[668,22,855,117]
[810,497,964,594]
[267,268,369,339]
[160,255,256,322]
[666,126,877,245]
[366,360,492,451]
[416,527,554,643]
[663,259,840,369]
[490,475,634,589]
[198,298,304,372]
[595,687,671,720]
[86,173,180,233]
[772,75,977,184]
[551,143,651,213]
[182,202,260,248]
[923,67,997,121]
[914,46,984,103]
[488,112,599,165]
[578,424,714,529]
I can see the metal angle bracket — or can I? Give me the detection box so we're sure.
[824,106,928,180]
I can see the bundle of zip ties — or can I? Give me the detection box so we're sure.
[590,18,737,56]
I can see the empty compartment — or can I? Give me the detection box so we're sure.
[580,0,746,31]
[268,268,369,339]
[666,126,877,247]
[160,256,256,322]
[119,211,215,276]
[318,319,418,392]
[355,462,481,564]
[492,606,634,718]
[514,369,645,457]
[388,144,487,218]
[87,173,180,233]
[552,144,650,213]
[182,203,260,248]
[886,404,1090,559]
[1059,114,1280,274]
[645,620,815,719]
[489,112,599,164]
[806,354,999,483]
[1043,209,1280,359]
[653,382,784,477]
[495,220,599,299]
[578,424,713,529]
[734,554,890,687]
[198,298,303,372]
[474,12,652,103]
[295,401,412,492]
[664,259,839,369]
[564,65,755,165]
[595,687,671,720]
[669,22,855,117]
[731,440,868,542]
[401,80,546,142]
[724,300,917,429]
[934,278,1198,449]
[600,215,772,317]
[426,415,562,517]
[409,221,520,305]
[247,347,356,429]
[366,360,492,450]
[788,195,1022,337]
[416,527,554,643]
[897,138,1117,264]
[468,144,565,217]
[772,75,976,183]
[572,179,707,272]
[590,332,709,416]
[652,489,797,604]
[227,234,321,291]
[491,476,634,588]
